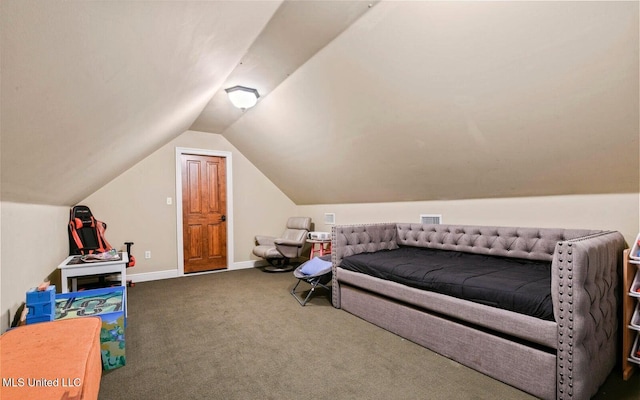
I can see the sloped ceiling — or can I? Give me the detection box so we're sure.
[2,1,639,207]
[190,1,378,133]
[221,1,639,204]
[1,0,281,205]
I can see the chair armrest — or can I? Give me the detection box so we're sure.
[255,235,276,246]
[274,238,303,247]
[274,239,304,258]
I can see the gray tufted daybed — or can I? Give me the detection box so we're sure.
[331,223,626,400]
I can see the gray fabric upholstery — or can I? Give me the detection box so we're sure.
[331,223,398,306]
[340,284,557,400]
[337,268,558,349]
[553,231,625,400]
[395,223,599,261]
[331,222,626,400]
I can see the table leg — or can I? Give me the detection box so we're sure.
[61,271,70,293]
[119,264,128,318]
[310,243,317,259]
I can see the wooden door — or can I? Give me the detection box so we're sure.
[181,154,227,273]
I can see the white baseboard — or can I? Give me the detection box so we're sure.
[128,261,265,283]
[230,260,266,270]
[127,269,179,283]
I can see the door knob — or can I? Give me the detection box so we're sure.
[221,215,226,222]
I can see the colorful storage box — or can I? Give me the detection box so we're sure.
[631,333,640,363]
[629,233,640,261]
[631,303,640,330]
[26,284,56,303]
[55,286,126,370]
[26,285,56,324]
[631,270,640,298]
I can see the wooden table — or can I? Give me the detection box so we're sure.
[307,239,331,258]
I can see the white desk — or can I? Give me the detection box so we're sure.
[57,252,128,293]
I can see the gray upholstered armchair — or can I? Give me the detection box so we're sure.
[253,217,312,272]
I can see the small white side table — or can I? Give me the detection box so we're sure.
[57,252,128,293]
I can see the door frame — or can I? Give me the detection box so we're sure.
[175,147,234,276]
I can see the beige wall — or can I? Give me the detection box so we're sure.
[1,133,637,333]
[223,1,639,206]
[81,130,297,279]
[299,193,640,247]
[0,202,70,332]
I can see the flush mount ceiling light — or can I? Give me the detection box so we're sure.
[225,85,260,110]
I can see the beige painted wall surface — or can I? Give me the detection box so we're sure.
[81,130,297,277]
[224,1,639,205]
[0,202,69,332]
[2,148,635,333]
[298,193,640,247]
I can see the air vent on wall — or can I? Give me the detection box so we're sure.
[420,214,442,224]
[324,213,336,225]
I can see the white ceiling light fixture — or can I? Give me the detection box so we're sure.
[225,85,260,110]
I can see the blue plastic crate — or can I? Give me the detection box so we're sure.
[26,285,56,323]
[27,301,55,318]
[26,285,56,304]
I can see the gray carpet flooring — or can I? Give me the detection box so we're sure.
[98,268,639,399]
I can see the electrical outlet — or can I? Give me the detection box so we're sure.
[144,251,151,259]
[166,197,172,205]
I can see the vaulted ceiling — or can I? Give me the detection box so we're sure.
[2,1,638,206]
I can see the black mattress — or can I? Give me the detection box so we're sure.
[340,246,554,321]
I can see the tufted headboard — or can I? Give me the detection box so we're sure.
[395,223,601,262]
[332,223,399,268]
[332,223,601,267]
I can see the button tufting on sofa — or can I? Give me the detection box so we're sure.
[332,223,624,400]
